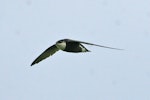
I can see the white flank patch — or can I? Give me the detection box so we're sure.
[79,45,86,52]
[56,42,66,50]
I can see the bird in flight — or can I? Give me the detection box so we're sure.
[31,39,122,66]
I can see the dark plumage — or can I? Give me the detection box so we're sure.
[31,39,122,66]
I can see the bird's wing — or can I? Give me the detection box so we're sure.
[31,45,59,66]
[67,39,123,50]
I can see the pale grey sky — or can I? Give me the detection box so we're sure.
[0,0,150,100]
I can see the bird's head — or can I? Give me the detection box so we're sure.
[56,39,66,50]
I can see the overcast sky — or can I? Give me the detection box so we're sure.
[0,0,150,100]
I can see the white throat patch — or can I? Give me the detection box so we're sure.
[56,42,66,50]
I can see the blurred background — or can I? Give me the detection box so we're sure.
[0,0,150,100]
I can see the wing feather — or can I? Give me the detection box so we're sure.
[31,45,59,66]
[67,39,123,50]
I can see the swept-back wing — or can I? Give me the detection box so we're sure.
[31,45,59,66]
[67,39,123,50]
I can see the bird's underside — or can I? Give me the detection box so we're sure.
[31,39,122,66]
[63,42,90,52]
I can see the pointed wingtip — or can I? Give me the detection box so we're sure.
[116,48,124,50]
[97,45,124,50]
[30,62,36,66]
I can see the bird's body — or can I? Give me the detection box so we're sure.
[31,39,122,66]
[56,39,90,52]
